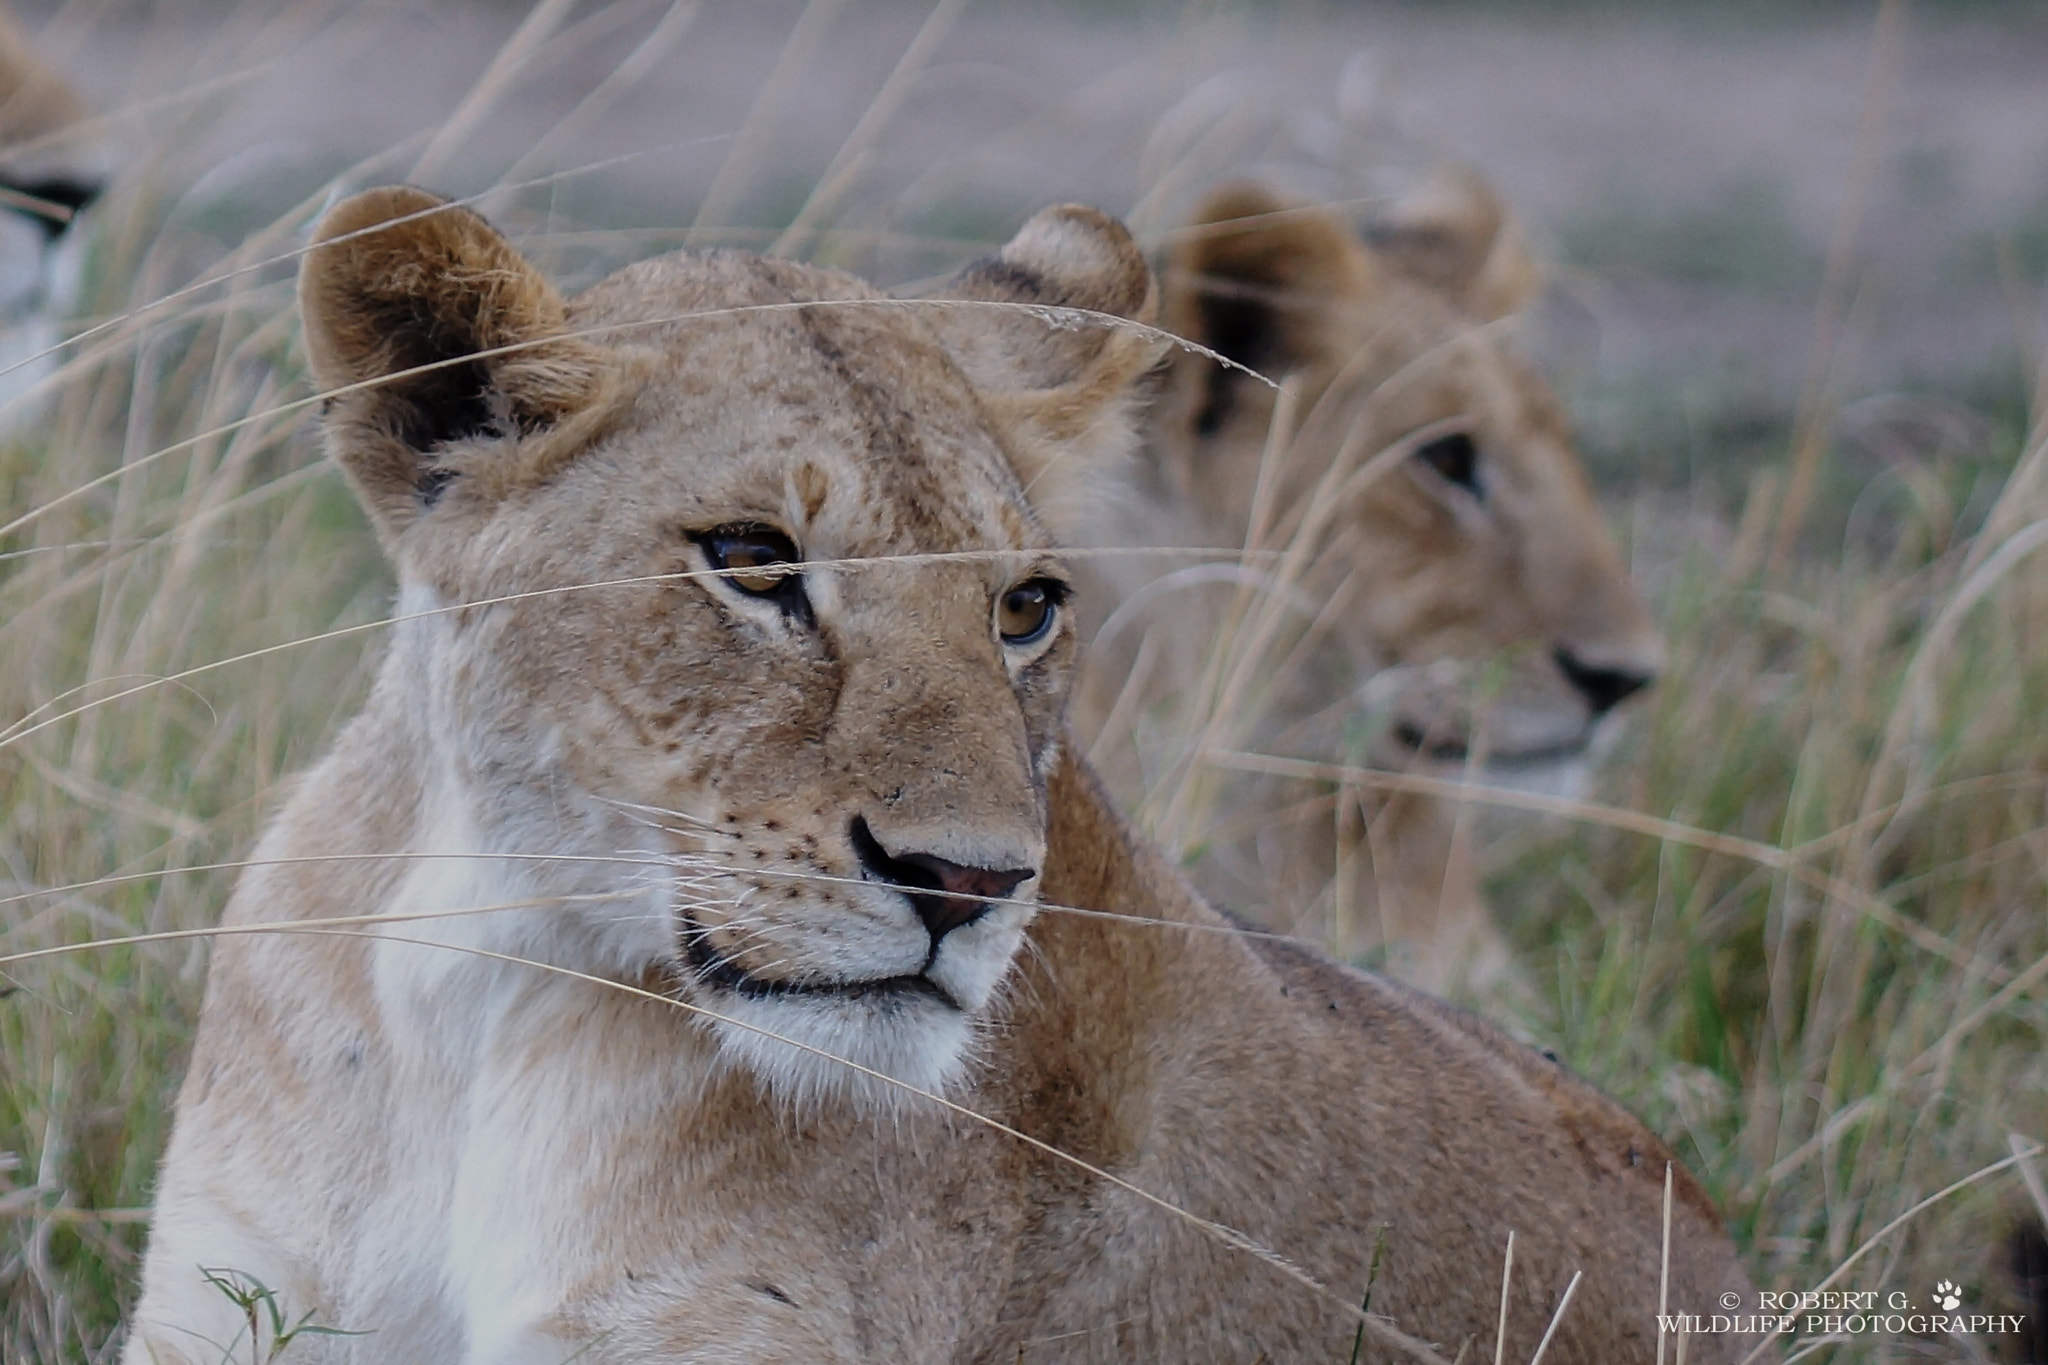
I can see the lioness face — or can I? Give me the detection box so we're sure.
[1151,178,1662,784]
[302,191,1157,1104]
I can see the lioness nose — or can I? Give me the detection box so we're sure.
[1554,647,1655,716]
[900,856,1032,941]
[851,818,1034,944]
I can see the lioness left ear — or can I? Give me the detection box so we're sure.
[1363,164,1542,321]
[300,186,613,542]
[928,205,1164,540]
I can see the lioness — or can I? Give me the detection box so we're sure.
[125,188,1760,1363]
[1080,173,1664,993]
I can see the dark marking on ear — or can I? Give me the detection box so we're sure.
[1191,291,1277,438]
[1170,185,1377,439]
[353,288,507,454]
[957,256,1052,304]
[399,356,499,450]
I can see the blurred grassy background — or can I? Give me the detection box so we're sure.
[2,0,2046,1359]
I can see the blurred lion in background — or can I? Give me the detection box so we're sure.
[0,4,102,420]
[1078,167,1663,996]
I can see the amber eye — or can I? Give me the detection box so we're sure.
[997,579,1062,645]
[702,525,801,597]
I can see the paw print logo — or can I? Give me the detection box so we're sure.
[1933,1280,1962,1311]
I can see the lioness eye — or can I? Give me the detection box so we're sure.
[702,525,801,597]
[997,579,1062,645]
[1414,432,1483,501]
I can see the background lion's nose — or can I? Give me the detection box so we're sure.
[851,818,1034,944]
[1555,646,1656,716]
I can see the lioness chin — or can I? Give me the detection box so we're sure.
[125,188,1765,1364]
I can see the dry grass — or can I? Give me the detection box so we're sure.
[2,3,2046,1362]
[0,151,389,1357]
[1504,426,2048,1324]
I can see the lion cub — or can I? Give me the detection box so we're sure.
[1080,172,1663,995]
[125,188,1763,1363]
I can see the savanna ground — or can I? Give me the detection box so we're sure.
[3,0,2048,1359]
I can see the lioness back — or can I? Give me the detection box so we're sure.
[124,188,1765,1364]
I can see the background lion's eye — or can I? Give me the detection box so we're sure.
[997,580,1062,645]
[1413,431,1483,501]
[704,526,801,596]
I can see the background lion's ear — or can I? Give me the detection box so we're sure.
[1363,163,1542,321]
[300,186,611,539]
[929,204,1164,541]
[1162,183,1376,437]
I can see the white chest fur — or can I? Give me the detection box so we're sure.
[347,941,712,1362]
[343,782,696,1361]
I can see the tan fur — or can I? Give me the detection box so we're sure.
[0,6,84,158]
[1364,163,1545,322]
[125,190,1758,1364]
[1078,178,1663,994]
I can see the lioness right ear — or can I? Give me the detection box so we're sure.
[300,186,610,539]
[928,204,1165,541]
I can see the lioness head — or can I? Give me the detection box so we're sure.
[301,188,1159,1103]
[1145,172,1662,778]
